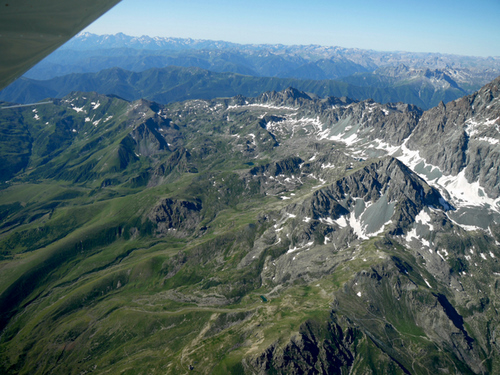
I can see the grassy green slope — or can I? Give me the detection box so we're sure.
[0,91,499,374]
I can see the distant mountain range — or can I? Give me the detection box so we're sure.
[1,65,489,110]
[0,32,495,112]
[59,32,500,69]
[26,33,500,81]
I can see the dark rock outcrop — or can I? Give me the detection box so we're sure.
[148,198,202,237]
[248,318,360,375]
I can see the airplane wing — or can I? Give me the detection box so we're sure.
[0,0,121,91]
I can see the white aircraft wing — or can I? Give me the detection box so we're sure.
[0,0,121,90]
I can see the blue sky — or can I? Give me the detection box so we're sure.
[84,0,500,57]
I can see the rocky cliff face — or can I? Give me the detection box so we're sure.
[149,198,202,237]
[407,76,500,196]
[247,318,360,374]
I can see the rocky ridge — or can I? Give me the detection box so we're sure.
[0,77,500,373]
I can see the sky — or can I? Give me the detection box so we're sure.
[83,0,500,57]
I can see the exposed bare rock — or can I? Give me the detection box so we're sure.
[148,198,202,237]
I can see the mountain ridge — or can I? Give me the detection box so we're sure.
[0,77,500,373]
[1,65,479,110]
[15,32,499,113]
[66,32,500,61]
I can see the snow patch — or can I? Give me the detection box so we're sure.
[415,209,434,230]
[321,163,335,169]
[335,216,348,228]
[373,138,500,212]
[476,137,499,145]
[319,217,336,226]
[406,227,431,247]
[227,103,297,111]
[287,241,314,254]
[438,170,500,211]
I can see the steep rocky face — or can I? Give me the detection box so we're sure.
[129,118,170,157]
[247,318,360,374]
[317,100,423,146]
[329,258,487,374]
[148,198,202,237]
[321,157,450,231]
[373,64,465,91]
[256,87,316,107]
[407,76,500,196]
[249,257,488,374]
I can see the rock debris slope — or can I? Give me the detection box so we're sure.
[0,77,500,374]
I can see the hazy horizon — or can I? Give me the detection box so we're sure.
[82,0,500,58]
[74,30,500,59]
